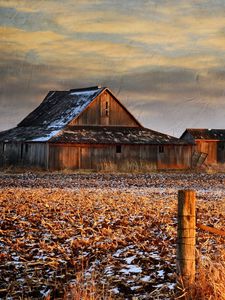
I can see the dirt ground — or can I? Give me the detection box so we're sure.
[0,172,224,299]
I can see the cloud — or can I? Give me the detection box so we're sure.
[0,0,225,134]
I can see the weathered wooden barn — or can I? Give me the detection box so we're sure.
[180,129,225,165]
[0,86,194,171]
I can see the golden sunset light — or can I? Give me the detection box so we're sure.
[0,2,225,298]
[1,0,225,135]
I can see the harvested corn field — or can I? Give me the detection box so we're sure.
[0,172,224,299]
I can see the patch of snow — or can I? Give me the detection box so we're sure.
[157,270,165,278]
[124,255,136,264]
[31,130,61,142]
[41,90,100,129]
[41,289,51,297]
[48,102,90,128]
[153,283,164,288]
[70,90,98,96]
[120,264,142,274]
[141,275,151,282]
[12,255,20,261]
[131,285,142,291]
[149,251,161,260]
[168,283,176,290]
[104,266,114,276]
[111,287,119,294]
[113,248,124,257]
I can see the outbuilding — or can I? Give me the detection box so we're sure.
[180,128,225,166]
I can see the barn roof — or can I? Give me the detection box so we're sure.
[181,129,225,141]
[50,126,190,145]
[18,86,105,128]
[0,126,60,142]
[0,126,191,145]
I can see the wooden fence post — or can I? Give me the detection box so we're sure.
[177,190,196,290]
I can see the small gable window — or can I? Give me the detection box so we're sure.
[159,145,164,153]
[116,145,122,154]
[105,101,109,117]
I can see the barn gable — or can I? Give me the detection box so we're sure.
[70,89,141,127]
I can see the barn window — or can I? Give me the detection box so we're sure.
[116,145,122,153]
[25,143,29,153]
[105,101,109,117]
[159,145,164,153]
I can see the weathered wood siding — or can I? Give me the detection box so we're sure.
[195,140,225,165]
[157,145,193,169]
[49,143,193,170]
[69,90,140,127]
[0,142,48,168]
[195,141,217,164]
[1,141,193,170]
[49,145,79,170]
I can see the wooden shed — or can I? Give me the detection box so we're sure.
[180,128,225,166]
[0,86,194,171]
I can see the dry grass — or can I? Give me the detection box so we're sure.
[97,161,118,172]
[176,250,225,300]
[202,163,225,174]
[190,249,225,300]
[97,160,157,173]
[64,270,112,300]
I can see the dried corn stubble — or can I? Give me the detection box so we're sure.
[0,172,224,299]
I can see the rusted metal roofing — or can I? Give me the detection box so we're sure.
[181,129,225,141]
[18,86,105,128]
[50,126,191,145]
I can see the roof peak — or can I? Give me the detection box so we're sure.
[69,86,103,92]
[187,128,225,131]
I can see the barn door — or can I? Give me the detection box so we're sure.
[191,151,208,167]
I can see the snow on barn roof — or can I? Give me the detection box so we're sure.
[0,126,61,142]
[50,126,190,145]
[181,129,225,141]
[18,86,105,128]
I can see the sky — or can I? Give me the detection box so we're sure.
[0,0,225,137]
